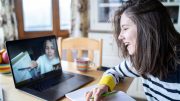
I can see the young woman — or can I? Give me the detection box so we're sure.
[86,0,180,101]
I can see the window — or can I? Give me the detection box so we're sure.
[90,0,123,32]
[15,0,71,39]
[90,0,180,32]
[59,0,71,30]
[22,0,53,31]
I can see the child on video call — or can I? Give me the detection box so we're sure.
[30,39,60,75]
[86,0,180,101]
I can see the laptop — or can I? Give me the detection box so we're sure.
[6,35,94,101]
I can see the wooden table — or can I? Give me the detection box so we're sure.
[0,61,133,101]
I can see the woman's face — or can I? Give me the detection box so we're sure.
[118,13,137,55]
[45,40,55,60]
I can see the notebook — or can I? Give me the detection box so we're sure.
[6,35,94,101]
[0,87,3,101]
[65,85,136,101]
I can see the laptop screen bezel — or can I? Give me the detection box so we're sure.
[6,35,63,88]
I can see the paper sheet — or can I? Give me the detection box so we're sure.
[0,87,3,101]
[65,85,136,101]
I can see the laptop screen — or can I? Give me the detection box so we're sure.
[6,36,62,85]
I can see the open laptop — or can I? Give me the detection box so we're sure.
[6,35,94,101]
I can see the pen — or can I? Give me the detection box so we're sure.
[18,67,32,71]
[90,90,117,99]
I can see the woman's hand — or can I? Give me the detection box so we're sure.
[85,85,109,101]
[30,61,38,68]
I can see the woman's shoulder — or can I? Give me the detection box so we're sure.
[145,67,180,84]
[163,66,180,83]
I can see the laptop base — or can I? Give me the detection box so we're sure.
[19,72,94,101]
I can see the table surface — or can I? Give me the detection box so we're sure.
[0,61,133,101]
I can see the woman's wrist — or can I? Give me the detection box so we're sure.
[98,75,116,91]
[98,84,110,92]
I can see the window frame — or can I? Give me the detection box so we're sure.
[15,0,69,39]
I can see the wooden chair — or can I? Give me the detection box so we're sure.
[58,37,103,67]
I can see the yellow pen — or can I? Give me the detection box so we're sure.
[90,90,117,99]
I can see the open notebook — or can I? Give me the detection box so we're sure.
[65,85,135,101]
[0,87,3,101]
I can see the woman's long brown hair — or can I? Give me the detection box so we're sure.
[113,0,180,79]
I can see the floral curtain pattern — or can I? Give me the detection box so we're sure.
[0,0,18,49]
[71,0,89,37]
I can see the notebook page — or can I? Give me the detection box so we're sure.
[65,85,136,101]
[0,87,3,101]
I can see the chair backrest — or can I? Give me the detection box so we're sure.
[58,37,103,67]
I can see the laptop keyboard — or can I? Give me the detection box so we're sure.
[28,74,74,92]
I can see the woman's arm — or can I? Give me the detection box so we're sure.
[99,60,140,91]
[85,59,140,101]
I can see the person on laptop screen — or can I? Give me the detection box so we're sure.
[30,39,60,76]
[11,39,61,83]
[6,35,94,101]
